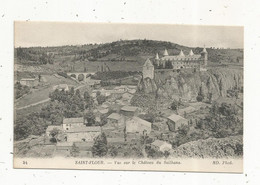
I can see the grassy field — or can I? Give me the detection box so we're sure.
[15,74,78,108]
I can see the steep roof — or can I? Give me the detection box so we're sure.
[179,50,185,56]
[167,113,187,122]
[155,53,160,60]
[189,49,194,56]
[107,113,122,120]
[163,49,169,56]
[143,58,153,67]
[132,116,151,127]
[201,46,208,53]
[63,117,84,124]
[121,106,138,112]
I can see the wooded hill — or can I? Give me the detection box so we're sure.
[15,39,243,64]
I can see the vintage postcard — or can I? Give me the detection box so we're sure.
[14,22,243,172]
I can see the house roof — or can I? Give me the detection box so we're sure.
[122,92,133,98]
[127,85,137,89]
[121,106,138,112]
[56,142,74,147]
[128,89,137,94]
[167,113,187,122]
[151,140,170,147]
[98,108,109,114]
[178,106,196,114]
[107,113,122,120]
[66,126,101,133]
[161,54,201,61]
[20,78,36,81]
[46,125,62,132]
[131,116,151,127]
[63,117,84,124]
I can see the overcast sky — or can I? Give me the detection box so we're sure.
[15,22,243,48]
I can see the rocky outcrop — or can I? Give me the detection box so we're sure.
[170,135,243,158]
[138,68,243,101]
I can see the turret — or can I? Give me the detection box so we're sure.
[179,50,185,57]
[163,49,169,56]
[155,53,160,60]
[189,49,194,56]
[201,45,208,66]
[155,53,160,66]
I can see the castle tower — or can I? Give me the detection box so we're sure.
[143,58,154,79]
[201,45,208,66]
[163,49,169,56]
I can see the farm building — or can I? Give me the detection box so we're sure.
[65,126,101,142]
[167,113,188,131]
[126,116,151,134]
[150,140,172,152]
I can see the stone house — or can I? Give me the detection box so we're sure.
[167,113,188,132]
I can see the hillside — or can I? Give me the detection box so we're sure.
[15,40,243,69]
[170,135,243,158]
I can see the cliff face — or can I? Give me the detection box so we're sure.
[138,68,243,101]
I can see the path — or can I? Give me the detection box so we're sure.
[16,84,86,110]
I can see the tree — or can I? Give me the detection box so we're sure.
[78,74,84,81]
[171,100,179,111]
[196,85,204,102]
[96,94,106,105]
[196,95,203,102]
[84,111,95,126]
[92,133,108,157]
[177,125,190,136]
[70,143,80,157]
[49,128,60,143]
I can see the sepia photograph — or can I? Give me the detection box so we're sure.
[13,22,243,172]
